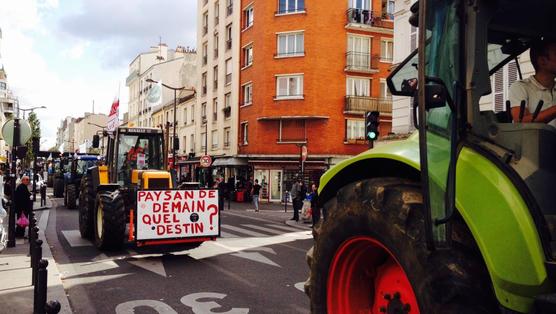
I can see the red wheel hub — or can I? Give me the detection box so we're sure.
[327,236,419,313]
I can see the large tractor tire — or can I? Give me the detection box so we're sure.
[47,174,53,188]
[79,176,95,239]
[94,190,126,250]
[305,178,498,314]
[66,184,77,209]
[53,177,64,198]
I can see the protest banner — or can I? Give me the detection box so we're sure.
[136,190,220,241]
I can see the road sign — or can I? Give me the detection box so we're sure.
[301,145,308,162]
[2,119,32,147]
[200,155,212,168]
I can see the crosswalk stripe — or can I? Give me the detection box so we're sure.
[241,224,285,235]
[220,231,241,238]
[264,224,305,232]
[221,224,267,237]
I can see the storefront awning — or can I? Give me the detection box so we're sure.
[257,115,329,121]
[212,157,248,167]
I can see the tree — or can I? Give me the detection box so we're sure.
[25,111,41,165]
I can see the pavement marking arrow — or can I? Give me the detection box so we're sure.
[295,282,305,292]
[231,246,280,267]
[128,256,167,277]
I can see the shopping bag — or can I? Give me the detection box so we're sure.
[17,213,29,228]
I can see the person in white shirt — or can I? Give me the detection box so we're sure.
[509,40,556,126]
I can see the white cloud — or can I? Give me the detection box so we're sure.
[64,41,89,59]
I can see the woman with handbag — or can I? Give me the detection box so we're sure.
[15,175,31,238]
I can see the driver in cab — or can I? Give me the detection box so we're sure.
[509,40,556,126]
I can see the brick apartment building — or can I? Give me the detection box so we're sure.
[237,0,394,202]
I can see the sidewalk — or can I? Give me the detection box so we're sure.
[0,206,72,313]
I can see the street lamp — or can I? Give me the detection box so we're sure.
[145,78,195,168]
[18,105,47,119]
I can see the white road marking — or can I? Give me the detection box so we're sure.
[231,247,279,267]
[116,300,178,314]
[264,224,305,232]
[241,224,285,235]
[219,231,240,238]
[128,257,167,277]
[181,292,250,314]
[221,224,266,237]
[295,282,305,292]
[61,230,92,247]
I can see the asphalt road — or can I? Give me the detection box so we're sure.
[46,197,313,314]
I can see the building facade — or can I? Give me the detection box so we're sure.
[73,113,109,153]
[55,117,76,152]
[195,0,242,187]
[236,0,395,202]
[126,44,196,128]
[0,27,18,161]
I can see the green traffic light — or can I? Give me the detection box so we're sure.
[367,131,377,140]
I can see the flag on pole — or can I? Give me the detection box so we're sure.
[107,97,120,132]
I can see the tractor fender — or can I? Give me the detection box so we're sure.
[318,134,551,313]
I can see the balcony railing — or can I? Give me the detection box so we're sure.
[225,73,232,84]
[346,8,393,28]
[227,5,233,16]
[226,40,232,50]
[344,96,392,114]
[345,52,379,72]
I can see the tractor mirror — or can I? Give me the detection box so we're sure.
[173,137,180,151]
[92,135,100,148]
[424,83,448,110]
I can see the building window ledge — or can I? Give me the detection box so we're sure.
[345,24,394,35]
[380,58,393,63]
[344,67,379,74]
[240,103,253,108]
[274,10,307,17]
[274,53,305,59]
[344,139,367,145]
[241,63,253,71]
[276,139,308,144]
[274,96,304,101]
[242,24,254,33]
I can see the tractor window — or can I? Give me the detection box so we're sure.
[116,133,164,185]
[76,160,96,175]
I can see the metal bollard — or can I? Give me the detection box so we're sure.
[32,239,43,286]
[34,259,48,314]
[45,300,61,314]
[29,224,38,258]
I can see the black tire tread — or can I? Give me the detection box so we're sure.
[66,184,77,209]
[94,190,126,250]
[79,175,95,239]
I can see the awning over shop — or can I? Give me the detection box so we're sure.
[257,115,329,121]
[176,158,200,165]
[212,157,248,167]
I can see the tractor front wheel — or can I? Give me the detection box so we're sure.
[94,190,126,250]
[306,178,498,314]
[66,184,77,209]
[79,176,95,239]
[53,177,64,198]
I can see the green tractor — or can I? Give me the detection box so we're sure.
[52,157,68,198]
[306,0,556,313]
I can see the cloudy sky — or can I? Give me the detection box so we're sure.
[0,0,197,149]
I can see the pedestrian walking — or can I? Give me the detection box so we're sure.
[217,178,226,211]
[40,183,47,207]
[309,183,320,227]
[290,177,306,222]
[252,179,261,212]
[14,175,32,237]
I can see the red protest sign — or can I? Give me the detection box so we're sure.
[136,190,220,240]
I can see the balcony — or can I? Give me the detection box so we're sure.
[225,73,232,84]
[2,101,15,114]
[126,70,139,85]
[344,96,392,114]
[345,52,380,73]
[226,40,232,50]
[346,8,393,30]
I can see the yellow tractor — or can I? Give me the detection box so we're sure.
[78,127,219,251]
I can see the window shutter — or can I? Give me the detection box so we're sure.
[493,68,504,112]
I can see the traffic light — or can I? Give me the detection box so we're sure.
[365,111,380,141]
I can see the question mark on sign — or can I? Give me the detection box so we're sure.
[207,204,218,230]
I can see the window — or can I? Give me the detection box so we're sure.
[201,132,207,150]
[225,58,232,84]
[213,65,219,90]
[226,24,232,50]
[182,136,187,152]
[380,40,393,62]
[224,127,231,147]
[211,130,218,148]
[383,0,395,19]
[227,0,233,16]
[241,122,249,145]
[276,75,303,98]
[379,79,392,100]
[346,119,365,140]
[201,72,207,95]
[190,134,195,152]
[278,0,305,14]
[202,12,209,35]
[183,107,187,125]
[244,5,254,28]
[410,25,418,51]
[224,93,231,118]
[0,82,6,90]
[277,32,304,57]
[347,35,371,70]
[349,0,370,10]
[213,98,218,121]
[202,42,208,65]
[243,83,253,105]
[191,104,195,123]
[243,44,253,67]
[279,120,305,142]
[492,60,518,112]
[214,1,219,25]
[346,77,370,96]
[214,34,219,58]
[201,102,207,120]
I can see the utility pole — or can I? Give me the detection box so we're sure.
[7,118,20,248]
